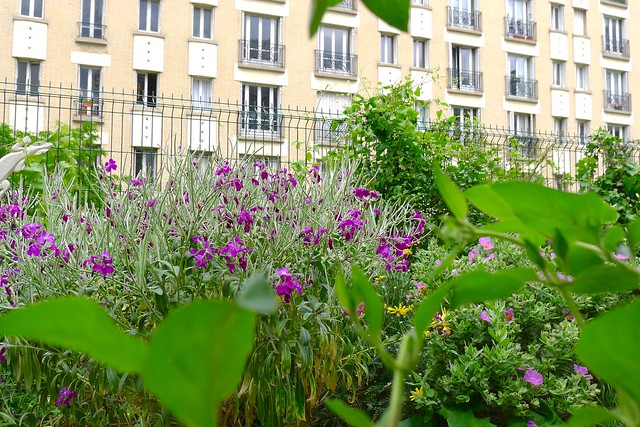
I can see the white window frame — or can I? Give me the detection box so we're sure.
[576,65,588,91]
[241,84,280,135]
[318,26,354,74]
[550,4,564,31]
[191,78,213,110]
[134,148,157,180]
[193,5,214,39]
[136,72,158,107]
[507,54,535,97]
[412,0,426,5]
[509,111,533,135]
[20,0,44,18]
[577,120,590,145]
[416,103,429,129]
[78,66,102,116]
[139,0,161,32]
[241,14,281,64]
[605,69,626,94]
[451,106,480,139]
[552,61,565,88]
[553,117,567,142]
[451,45,479,90]
[315,92,351,143]
[607,124,628,142]
[573,9,586,36]
[80,0,104,38]
[16,60,40,95]
[604,16,625,54]
[380,34,397,64]
[412,38,429,69]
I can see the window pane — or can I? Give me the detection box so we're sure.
[203,9,212,38]
[193,8,201,37]
[21,0,30,16]
[139,0,147,30]
[150,1,159,32]
[34,0,43,17]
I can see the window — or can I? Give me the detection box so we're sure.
[134,149,157,180]
[412,39,429,69]
[20,0,44,18]
[80,0,104,38]
[191,78,213,110]
[605,70,628,111]
[506,0,535,39]
[553,118,567,142]
[315,92,351,143]
[78,66,101,116]
[507,55,536,98]
[552,61,565,87]
[241,84,280,135]
[193,6,213,39]
[607,124,628,142]
[380,34,397,64]
[573,9,586,36]
[577,120,590,145]
[509,112,533,135]
[603,16,627,55]
[139,0,160,32]
[450,45,480,91]
[509,111,537,157]
[317,26,354,74]
[16,60,40,95]
[412,0,426,4]
[241,14,282,66]
[576,65,588,90]
[550,4,564,31]
[416,103,429,129]
[451,106,480,141]
[449,0,479,30]
[136,73,158,107]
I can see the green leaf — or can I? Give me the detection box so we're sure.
[565,245,605,278]
[325,399,373,427]
[413,283,451,334]
[438,406,496,426]
[143,300,256,427]
[604,225,625,253]
[626,218,640,251]
[352,265,384,338]
[523,239,545,270]
[575,298,640,406]
[361,0,409,32]
[566,406,618,427]
[236,273,277,315]
[568,265,639,294]
[0,298,146,373]
[435,165,468,220]
[335,269,355,315]
[449,268,538,309]
[309,0,343,36]
[552,228,569,266]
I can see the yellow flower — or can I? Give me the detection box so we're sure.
[441,323,452,335]
[409,387,424,401]
[403,248,413,255]
[373,275,386,284]
[387,303,414,316]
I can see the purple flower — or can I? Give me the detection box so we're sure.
[147,199,156,208]
[523,369,543,386]
[573,364,594,381]
[504,307,514,322]
[83,251,114,278]
[479,236,494,250]
[479,311,491,323]
[527,422,537,427]
[562,308,575,322]
[104,158,117,173]
[614,253,629,260]
[435,259,442,266]
[274,267,302,303]
[56,387,78,408]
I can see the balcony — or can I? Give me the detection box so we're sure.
[602,36,630,58]
[77,97,102,117]
[505,76,538,100]
[447,7,482,31]
[504,17,536,41]
[315,50,358,77]
[601,0,627,6]
[314,117,348,145]
[238,110,283,139]
[78,22,106,40]
[604,90,631,113]
[447,68,483,93]
[239,40,285,68]
[510,134,540,158]
[331,0,357,11]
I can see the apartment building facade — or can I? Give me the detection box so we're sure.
[0,0,636,176]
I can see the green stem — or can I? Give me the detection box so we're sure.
[386,334,412,426]
[558,285,586,329]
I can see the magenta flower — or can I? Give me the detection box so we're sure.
[562,308,575,322]
[504,307,514,322]
[56,387,78,408]
[614,253,629,260]
[573,364,594,381]
[274,267,302,303]
[104,158,117,173]
[82,251,114,278]
[527,422,537,427]
[479,311,491,323]
[479,236,494,250]
[523,369,543,386]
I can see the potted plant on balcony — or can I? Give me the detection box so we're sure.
[80,98,94,115]
[611,101,623,111]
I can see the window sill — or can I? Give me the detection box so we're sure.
[238,62,286,72]
[237,132,284,143]
[188,37,217,45]
[75,36,108,46]
[602,52,630,61]
[446,25,482,35]
[600,0,628,8]
[314,71,358,81]
[573,89,592,95]
[504,35,537,45]
[572,34,590,40]
[131,104,160,112]
[9,95,44,103]
[410,66,432,73]
[447,88,483,96]
[13,15,47,24]
[604,108,632,115]
[410,3,431,10]
[505,95,538,103]
[327,6,357,15]
[133,31,165,39]
[551,86,570,92]
[72,114,105,124]
[186,109,216,117]
[377,62,401,69]
[549,29,567,35]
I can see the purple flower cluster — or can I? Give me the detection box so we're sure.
[274,267,302,303]
[468,236,495,264]
[104,158,117,173]
[338,210,364,242]
[300,226,328,246]
[82,251,114,278]
[573,364,593,381]
[56,387,78,408]
[377,234,414,272]
[18,223,57,257]
[190,236,252,274]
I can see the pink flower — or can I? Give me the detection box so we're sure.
[504,308,514,322]
[523,369,543,386]
[573,364,593,381]
[479,236,494,250]
[479,311,491,323]
[615,253,629,260]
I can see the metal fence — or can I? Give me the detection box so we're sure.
[1,80,638,191]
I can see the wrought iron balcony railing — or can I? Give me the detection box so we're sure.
[447,6,481,31]
[331,0,357,11]
[504,17,536,41]
[505,76,538,99]
[238,110,283,138]
[77,96,102,117]
[510,134,540,158]
[315,50,357,76]
[602,36,630,58]
[314,118,348,144]
[602,0,627,5]
[78,22,106,39]
[447,68,483,92]
[239,40,285,68]
[604,90,631,112]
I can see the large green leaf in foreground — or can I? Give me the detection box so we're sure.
[0,298,146,373]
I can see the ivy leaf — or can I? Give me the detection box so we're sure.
[143,300,256,427]
[0,298,146,373]
[575,298,640,407]
[435,165,468,220]
[449,268,538,309]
